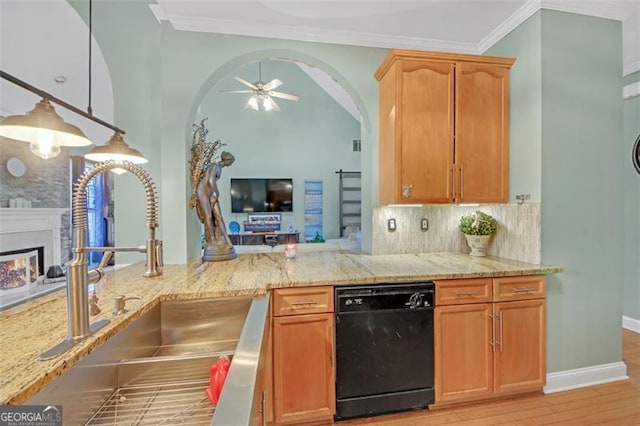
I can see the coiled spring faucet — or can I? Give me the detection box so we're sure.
[40,161,163,360]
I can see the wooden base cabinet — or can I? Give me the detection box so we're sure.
[272,287,335,425]
[493,299,546,395]
[435,303,493,403]
[434,276,546,406]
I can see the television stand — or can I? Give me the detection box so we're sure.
[229,232,299,246]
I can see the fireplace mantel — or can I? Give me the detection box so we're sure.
[0,208,68,268]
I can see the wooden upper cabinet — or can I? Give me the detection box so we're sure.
[455,63,510,202]
[376,49,514,204]
[397,60,454,203]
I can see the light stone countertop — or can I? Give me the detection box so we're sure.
[0,251,561,405]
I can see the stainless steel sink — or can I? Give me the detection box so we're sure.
[27,296,253,425]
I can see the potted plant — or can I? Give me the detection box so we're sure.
[460,210,497,257]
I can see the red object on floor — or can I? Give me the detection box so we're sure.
[205,357,231,405]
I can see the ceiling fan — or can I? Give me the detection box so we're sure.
[221,62,300,112]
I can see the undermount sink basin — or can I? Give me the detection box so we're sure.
[28,296,254,425]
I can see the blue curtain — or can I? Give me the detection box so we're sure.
[86,168,107,266]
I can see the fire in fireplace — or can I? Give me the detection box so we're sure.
[0,246,44,290]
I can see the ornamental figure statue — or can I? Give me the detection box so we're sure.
[189,120,237,261]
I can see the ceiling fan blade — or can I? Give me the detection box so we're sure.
[220,90,254,94]
[234,76,258,90]
[262,78,283,91]
[269,91,299,102]
[270,98,281,112]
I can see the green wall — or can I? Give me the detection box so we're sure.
[72,1,632,373]
[71,1,386,263]
[490,10,625,372]
[69,0,163,265]
[487,12,542,202]
[197,59,361,240]
[623,70,640,320]
[541,10,624,370]
[158,29,386,261]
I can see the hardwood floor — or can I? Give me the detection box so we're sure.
[338,330,640,425]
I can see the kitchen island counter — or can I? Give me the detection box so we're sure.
[0,251,561,405]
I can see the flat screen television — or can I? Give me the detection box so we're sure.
[230,178,293,213]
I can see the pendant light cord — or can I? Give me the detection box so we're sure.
[87,0,93,115]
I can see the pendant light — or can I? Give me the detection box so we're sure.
[0,90,92,159]
[0,0,144,163]
[82,0,146,170]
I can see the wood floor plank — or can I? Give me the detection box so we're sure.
[337,330,640,426]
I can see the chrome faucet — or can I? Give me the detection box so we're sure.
[39,161,163,360]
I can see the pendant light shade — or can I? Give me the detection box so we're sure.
[0,98,92,159]
[84,131,147,164]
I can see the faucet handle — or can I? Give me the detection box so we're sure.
[113,295,141,316]
[98,251,113,271]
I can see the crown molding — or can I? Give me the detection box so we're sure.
[479,0,639,77]
[148,4,167,24]
[478,0,541,54]
[165,14,478,54]
[153,1,638,77]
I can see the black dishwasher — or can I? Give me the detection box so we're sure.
[334,282,435,420]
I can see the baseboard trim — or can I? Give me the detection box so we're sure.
[623,315,640,333]
[544,361,628,394]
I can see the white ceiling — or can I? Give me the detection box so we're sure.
[1,0,637,147]
[151,0,640,76]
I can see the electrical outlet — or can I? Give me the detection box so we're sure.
[388,218,396,232]
[421,218,428,231]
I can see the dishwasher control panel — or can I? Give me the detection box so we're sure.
[335,282,434,313]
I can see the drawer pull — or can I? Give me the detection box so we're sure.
[290,301,319,307]
[455,290,479,297]
[513,287,534,293]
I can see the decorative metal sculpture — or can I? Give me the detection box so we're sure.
[189,119,237,261]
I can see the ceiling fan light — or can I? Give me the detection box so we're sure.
[0,98,92,147]
[262,96,275,111]
[246,95,259,111]
[84,131,148,165]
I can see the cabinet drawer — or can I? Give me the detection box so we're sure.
[435,278,492,305]
[493,276,546,302]
[273,286,334,316]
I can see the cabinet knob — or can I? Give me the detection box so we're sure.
[402,184,413,198]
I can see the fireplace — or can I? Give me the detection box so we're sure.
[0,208,68,309]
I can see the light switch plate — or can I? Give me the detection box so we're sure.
[421,218,428,231]
[388,218,396,232]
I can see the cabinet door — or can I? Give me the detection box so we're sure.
[273,313,335,424]
[435,303,493,403]
[493,300,546,395]
[397,60,455,203]
[455,62,509,202]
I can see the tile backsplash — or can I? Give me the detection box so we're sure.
[372,203,541,263]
